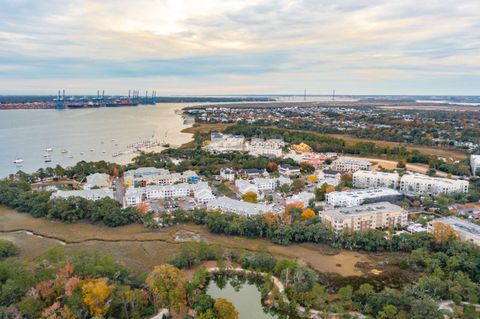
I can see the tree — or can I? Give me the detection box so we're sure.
[410,298,443,319]
[292,178,305,192]
[267,162,278,172]
[214,298,238,319]
[112,166,120,178]
[81,277,115,318]
[377,304,398,319]
[146,264,187,312]
[241,191,257,203]
[301,208,316,220]
[0,240,19,259]
[430,222,458,244]
[397,160,406,168]
[308,175,318,183]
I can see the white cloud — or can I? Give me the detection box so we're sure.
[0,0,479,94]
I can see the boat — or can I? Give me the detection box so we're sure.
[45,147,53,152]
[43,153,50,157]
[13,158,24,165]
[80,152,84,155]
[44,157,52,163]
[68,155,74,159]
[61,149,68,154]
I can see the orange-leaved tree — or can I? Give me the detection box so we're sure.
[146,264,187,313]
[214,298,239,319]
[301,208,316,220]
[241,191,257,203]
[431,222,458,244]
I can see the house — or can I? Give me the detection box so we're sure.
[207,196,273,216]
[219,168,236,181]
[237,168,267,179]
[321,202,408,231]
[278,164,301,177]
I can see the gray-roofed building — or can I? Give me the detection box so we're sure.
[428,216,480,246]
[51,189,114,201]
[207,196,273,216]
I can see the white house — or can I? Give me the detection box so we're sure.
[353,170,399,189]
[219,168,236,181]
[235,179,259,195]
[400,174,469,196]
[191,182,216,204]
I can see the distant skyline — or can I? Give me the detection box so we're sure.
[1,0,479,95]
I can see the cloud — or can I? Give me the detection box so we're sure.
[0,0,479,94]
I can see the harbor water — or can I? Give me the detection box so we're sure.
[0,103,197,177]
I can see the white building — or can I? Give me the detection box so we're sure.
[286,191,315,207]
[125,187,144,206]
[51,189,114,201]
[321,202,408,231]
[246,138,285,158]
[219,168,236,181]
[207,196,273,216]
[353,170,399,189]
[85,173,111,189]
[332,156,372,172]
[191,182,216,204]
[471,155,480,176]
[278,164,301,176]
[400,174,469,196]
[235,179,259,195]
[206,132,245,154]
[253,177,279,192]
[326,188,402,207]
[124,167,197,187]
[428,216,480,246]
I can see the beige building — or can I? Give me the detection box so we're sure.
[321,201,408,231]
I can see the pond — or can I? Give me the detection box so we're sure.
[206,277,282,319]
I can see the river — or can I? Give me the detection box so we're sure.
[0,103,198,177]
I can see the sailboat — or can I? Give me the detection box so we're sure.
[161,130,170,147]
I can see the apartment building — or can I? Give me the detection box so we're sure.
[191,182,216,204]
[471,155,480,176]
[278,164,301,177]
[124,167,197,187]
[321,202,408,231]
[428,216,480,246]
[206,132,245,154]
[247,138,285,158]
[207,196,273,216]
[51,189,114,201]
[326,188,402,207]
[332,156,372,172]
[400,174,469,196]
[353,170,399,189]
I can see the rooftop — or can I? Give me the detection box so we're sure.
[323,201,404,218]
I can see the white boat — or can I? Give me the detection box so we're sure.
[45,147,53,152]
[61,149,68,154]
[68,155,74,159]
[43,153,50,157]
[13,158,24,165]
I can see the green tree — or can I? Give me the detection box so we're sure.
[146,264,187,312]
[214,298,238,319]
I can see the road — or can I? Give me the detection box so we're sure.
[113,177,125,205]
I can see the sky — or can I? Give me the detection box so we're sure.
[0,0,479,95]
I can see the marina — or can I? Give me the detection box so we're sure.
[0,103,197,177]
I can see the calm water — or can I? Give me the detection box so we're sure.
[207,279,279,319]
[0,103,197,177]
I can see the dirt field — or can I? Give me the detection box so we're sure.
[325,134,468,162]
[0,206,405,277]
[181,123,236,135]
